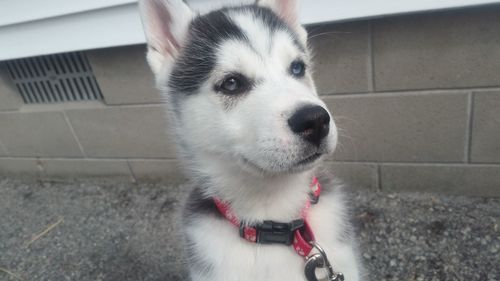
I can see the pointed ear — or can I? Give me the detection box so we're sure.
[256,0,307,43]
[139,0,193,75]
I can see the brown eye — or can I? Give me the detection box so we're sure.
[216,73,250,95]
[222,77,240,92]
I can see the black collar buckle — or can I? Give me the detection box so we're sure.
[241,219,304,245]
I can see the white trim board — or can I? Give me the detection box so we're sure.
[0,0,499,61]
[0,0,137,27]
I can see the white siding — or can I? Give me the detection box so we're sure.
[0,0,137,26]
[1,0,499,60]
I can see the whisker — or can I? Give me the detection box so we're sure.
[308,31,352,40]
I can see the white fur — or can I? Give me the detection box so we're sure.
[139,0,362,280]
[187,182,360,281]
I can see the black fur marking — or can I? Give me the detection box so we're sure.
[182,185,221,223]
[181,183,222,277]
[245,6,306,52]
[168,5,306,98]
[169,10,248,95]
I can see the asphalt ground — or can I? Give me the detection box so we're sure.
[0,178,498,281]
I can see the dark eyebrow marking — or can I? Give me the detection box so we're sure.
[168,10,249,95]
[168,5,306,98]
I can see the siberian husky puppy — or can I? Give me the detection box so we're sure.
[138,0,362,280]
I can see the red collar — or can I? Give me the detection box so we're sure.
[213,177,321,257]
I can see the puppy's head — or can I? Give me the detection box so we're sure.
[140,0,337,175]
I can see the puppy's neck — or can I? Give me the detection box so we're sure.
[192,155,314,224]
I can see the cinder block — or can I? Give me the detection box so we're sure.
[308,22,371,94]
[373,7,500,91]
[87,45,164,105]
[471,91,500,163]
[0,158,43,176]
[0,111,83,157]
[128,159,186,183]
[0,64,23,111]
[381,164,500,197]
[324,161,378,190]
[66,105,177,158]
[325,92,468,162]
[41,159,133,180]
[0,139,7,156]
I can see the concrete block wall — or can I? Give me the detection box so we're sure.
[1,6,499,196]
[310,6,500,197]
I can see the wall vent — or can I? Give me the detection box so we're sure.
[4,52,103,104]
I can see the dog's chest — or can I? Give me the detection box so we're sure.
[185,191,359,281]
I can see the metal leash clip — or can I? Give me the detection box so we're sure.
[304,241,344,281]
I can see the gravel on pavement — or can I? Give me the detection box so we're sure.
[0,178,498,281]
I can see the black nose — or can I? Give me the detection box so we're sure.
[288,105,330,147]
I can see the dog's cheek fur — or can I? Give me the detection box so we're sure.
[179,93,240,156]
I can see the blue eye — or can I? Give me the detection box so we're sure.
[290,60,306,77]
